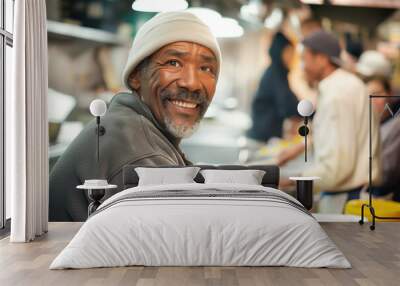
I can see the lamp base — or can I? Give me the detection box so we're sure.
[76,182,117,218]
[88,189,106,216]
[289,177,320,211]
[296,180,313,210]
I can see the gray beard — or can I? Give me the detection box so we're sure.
[163,117,200,139]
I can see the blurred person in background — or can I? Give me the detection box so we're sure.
[300,17,322,39]
[246,31,299,143]
[341,32,364,74]
[366,76,400,202]
[288,17,322,106]
[278,30,381,213]
[356,50,392,79]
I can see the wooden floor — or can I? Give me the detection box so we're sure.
[0,222,399,286]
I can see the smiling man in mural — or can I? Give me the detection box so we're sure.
[49,11,221,221]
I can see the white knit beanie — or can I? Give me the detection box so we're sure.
[122,11,221,90]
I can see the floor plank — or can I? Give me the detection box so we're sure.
[0,222,399,286]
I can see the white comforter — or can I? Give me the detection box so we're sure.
[50,183,351,269]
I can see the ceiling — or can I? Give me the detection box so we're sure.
[187,0,396,30]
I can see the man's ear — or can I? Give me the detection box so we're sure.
[128,70,141,91]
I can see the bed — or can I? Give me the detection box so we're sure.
[50,165,350,269]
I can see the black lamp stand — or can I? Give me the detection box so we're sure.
[359,95,400,230]
[88,116,106,216]
[95,116,106,162]
[298,116,310,162]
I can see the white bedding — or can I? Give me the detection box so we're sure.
[50,183,351,269]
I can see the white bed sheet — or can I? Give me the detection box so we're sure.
[50,183,351,269]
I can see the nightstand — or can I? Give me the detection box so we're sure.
[289,177,320,210]
[77,181,117,216]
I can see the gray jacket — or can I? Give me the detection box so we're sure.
[49,92,191,221]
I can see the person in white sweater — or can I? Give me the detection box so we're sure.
[278,31,381,213]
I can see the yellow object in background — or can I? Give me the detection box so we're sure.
[345,199,400,222]
[258,135,303,157]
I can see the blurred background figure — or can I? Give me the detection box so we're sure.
[246,31,299,143]
[341,32,364,73]
[279,30,381,213]
[366,76,400,202]
[356,50,392,79]
[353,49,400,202]
[300,17,322,38]
[287,17,322,110]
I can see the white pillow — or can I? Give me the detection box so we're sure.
[200,169,266,185]
[135,167,200,186]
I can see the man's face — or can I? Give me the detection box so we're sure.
[130,41,218,139]
[302,48,326,86]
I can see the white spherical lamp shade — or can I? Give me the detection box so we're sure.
[297,99,314,117]
[90,99,107,117]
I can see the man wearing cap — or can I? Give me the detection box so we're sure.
[49,11,221,221]
[278,30,381,213]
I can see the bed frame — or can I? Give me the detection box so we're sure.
[122,164,280,190]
